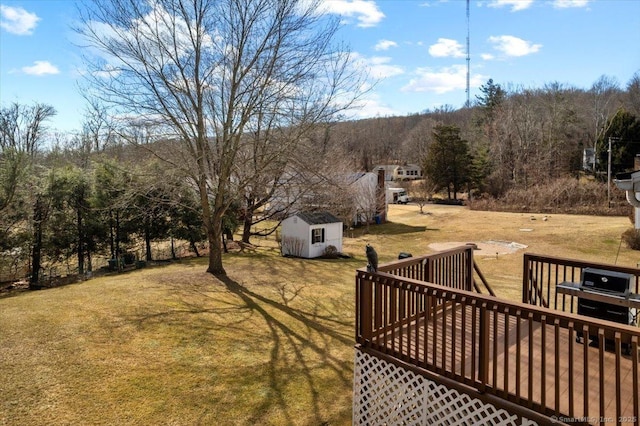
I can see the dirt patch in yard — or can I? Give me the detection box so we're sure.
[429,241,528,256]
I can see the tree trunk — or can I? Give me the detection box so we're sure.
[77,206,84,276]
[241,201,254,244]
[198,172,226,275]
[30,223,42,286]
[207,221,225,275]
[29,196,45,288]
[145,223,152,261]
[87,250,92,273]
[115,211,121,271]
[109,210,115,259]
[190,240,200,257]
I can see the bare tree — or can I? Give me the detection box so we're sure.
[0,102,56,212]
[403,178,436,214]
[626,72,640,117]
[589,75,622,172]
[76,0,362,275]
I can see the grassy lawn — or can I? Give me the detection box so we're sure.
[1,204,637,425]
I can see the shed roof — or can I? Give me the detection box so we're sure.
[295,211,342,225]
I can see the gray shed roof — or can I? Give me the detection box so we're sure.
[295,211,342,225]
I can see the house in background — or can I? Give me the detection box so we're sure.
[374,164,422,181]
[350,170,387,225]
[393,164,422,180]
[280,211,343,258]
[269,170,387,227]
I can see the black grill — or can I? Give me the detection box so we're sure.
[577,268,634,353]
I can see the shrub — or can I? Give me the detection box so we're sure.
[622,228,640,250]
[322,245,339,259]
[468,177,630,216]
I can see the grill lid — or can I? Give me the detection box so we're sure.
[580,267,632,298]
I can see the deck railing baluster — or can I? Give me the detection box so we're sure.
[528,312,534,409]
[479,302,489,392]
[568,321,575,418]
[515,310,522,403]
[633,336,639,426]
[441,294,448,370]
[599,329,606,424]
[541,315,547,409]
[460,296,467,379]
[493,305,499,389]
[554,319,561,415]
[451,295,457,375]
[583,324,590,419]
[504,307,510,399]
[615,332,622,426]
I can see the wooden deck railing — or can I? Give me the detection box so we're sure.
[357,249,640,425]
[378,245,495,296]
[523,253,640,310]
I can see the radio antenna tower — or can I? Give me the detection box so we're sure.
[465,0,470,108]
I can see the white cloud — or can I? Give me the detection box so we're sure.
[369,57,404,79]
[318,1,385,27]
[488,35,541,57]
[351,93,400,118]
[374,39,398,51]
[481,53,495,61]
[0,5,40,35]
[486,0,534,12]
[553,0,590,8]
[401,64,486,94]
[352,54,404,79]
[21,61,60,76]
[429,38,465,58]
[419,0,450,7]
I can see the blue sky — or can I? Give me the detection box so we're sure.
[1,0,639,133]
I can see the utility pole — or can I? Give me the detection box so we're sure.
[607,136,622,208]
[465,0,470,108]
[608,136,612,208]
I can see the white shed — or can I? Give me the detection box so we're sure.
[280,211,343,259]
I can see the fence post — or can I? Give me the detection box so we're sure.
[359,273,373,342]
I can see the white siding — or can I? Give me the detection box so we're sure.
[308,222,343,258]
[280,215,310,257]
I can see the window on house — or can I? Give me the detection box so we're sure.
[312,228,325,244]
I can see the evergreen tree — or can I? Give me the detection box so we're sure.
[597,110,640,174]
[423,125,471,200]
[169,189,207,258]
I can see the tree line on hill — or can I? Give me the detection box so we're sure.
[325,75,640,205]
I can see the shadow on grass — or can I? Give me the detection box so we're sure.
[123,269,353,425]
[348,221,427,237]
[218,275,353,425]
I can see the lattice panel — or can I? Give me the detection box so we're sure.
[353,349,538,426]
